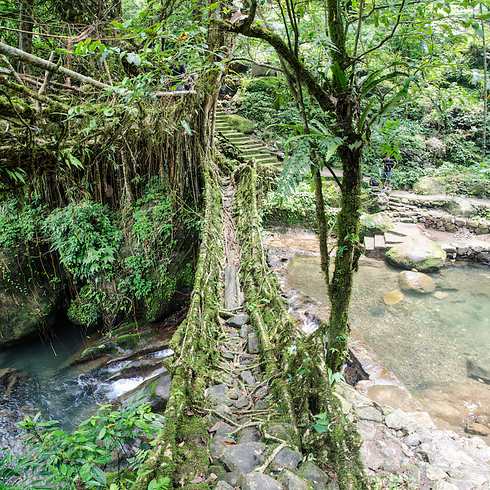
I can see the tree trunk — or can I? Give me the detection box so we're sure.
[327,141,362,372]
[19,0,34,75]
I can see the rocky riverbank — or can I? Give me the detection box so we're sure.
[199,311,490,490]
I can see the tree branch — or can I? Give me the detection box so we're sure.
[0,41,111,90]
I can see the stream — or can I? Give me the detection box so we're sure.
[267,228,490,441]
[0,318,173,451]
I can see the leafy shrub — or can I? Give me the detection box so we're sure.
[0,201,40,249]
[0,392,168,490]
[261,181,338,227]
[43,201,122,281]
[246,76,287,95]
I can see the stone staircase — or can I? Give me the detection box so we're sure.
[216,107,279,166]
[363,223,410,258]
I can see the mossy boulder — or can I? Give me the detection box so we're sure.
[360,213,393,239]
[413,177,447,195]
[226,114,255,134]
[0,249,60,348]
[386,237,446,272]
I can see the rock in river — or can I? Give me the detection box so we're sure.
[383,290,404,305]
[398,271,435,294]
[386,236,446,272]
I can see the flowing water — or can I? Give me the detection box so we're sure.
[0,319,173,450]
[268,229,490,439]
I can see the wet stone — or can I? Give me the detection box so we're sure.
[220,441,266,473]
[214,422,235,437]
[226,314,250,328]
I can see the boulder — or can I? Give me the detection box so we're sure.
[386,237,446,272]
[398,271,435,294]
[226,114,255,134]
[360,213,393,239]
[445,197,477,217]
[466,358,490,384]
[220,442,266,473]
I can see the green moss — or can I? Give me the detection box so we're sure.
[226,114,255,134]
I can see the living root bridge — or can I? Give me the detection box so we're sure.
[130,158,225,490]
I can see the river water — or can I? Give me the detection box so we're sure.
[0,319,173,450]
[268,229,490,440]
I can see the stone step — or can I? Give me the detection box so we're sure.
[374,234,386,249]
[384,232,404,245]
[388,224,410,237]
[241,146,268,155]
[364,236,375,251]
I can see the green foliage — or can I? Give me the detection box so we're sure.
[0,392,164,490]
[0,201,41,249]
[261,181,338,228]
[43,201,122,282]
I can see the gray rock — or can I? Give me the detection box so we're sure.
[298,461,330,485]
[220,441,266,473]
[240,325,249,339]
[446,197,477,217]
[214,422,235,437]
[218,472,242,488]
[209,435,230,458]
[271,447,303,470]
[432,481,459,490]
[380,446,397,459]
[239,427,261,443]
[226,314,250,328]
[354,406,383,423]
[255,387,269,398]
[240,371,257,387]
[215,403,235,420]
[241,472,283,490]
[279,469,311,490]
[215,481,234,490]
[248,333,260,354]
[403,434,421,446]
[209,393,234,406]
[466,358,490,384]
[208,384,229,396]
[385,409,411,432]
[267,424,294,441]
[327,483,340,490]
[226,388,241,400]
[401,463,421,482]
[356,420,376,442]
[255,399,269,410]
[445,478,479,490]
[235,395,249,409]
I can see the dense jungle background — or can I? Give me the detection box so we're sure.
[1,0,490,488]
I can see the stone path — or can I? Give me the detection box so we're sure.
[216,106,280,166]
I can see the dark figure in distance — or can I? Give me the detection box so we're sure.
[381,156,396,191]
